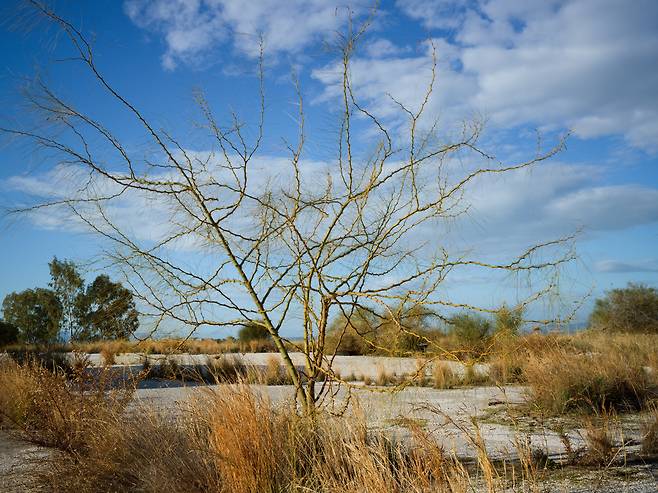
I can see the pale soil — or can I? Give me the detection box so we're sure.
[0,430,50,492]
[134,384,587,460]
[68,351,491,379]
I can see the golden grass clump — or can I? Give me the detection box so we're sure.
[33,383,483,493]
[432,361,461,389]
[0,358,132,453]
[524,345,658,415]
[642,404,658,455]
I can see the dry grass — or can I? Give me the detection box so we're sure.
[26,380,494,493]
[0,358,132,452]
[0,362,532,493]
[259,356,293,385]
[642,404,658,454]
[100,347,116,365]
[3,353,657,492]
[524,345,658,415]
[432,361,461,389]
[580,417,617,466]
[3,337,278,356]
[375,367,393,386]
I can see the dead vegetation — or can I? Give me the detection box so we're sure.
[2,350,658,492]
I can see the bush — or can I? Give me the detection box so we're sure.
[0,359,132,452]
[524,347,658,414]
[449,312,491,350]
[0,320,19,347]
[494,305,523,336]
[589,283,658,333]
[432,362,461,389]
[238,321,271,343]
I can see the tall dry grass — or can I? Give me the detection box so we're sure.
[36,384,485,493]
[524,345,658,415]
[0,358,132,452]
[0,359,526,493]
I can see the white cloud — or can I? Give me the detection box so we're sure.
[125,0,658,150]
[124,0,368,69]
[395,0,472,30]
[319,0,658,152]
[7,156,658,260]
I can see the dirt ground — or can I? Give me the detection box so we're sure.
[0,430,50,492]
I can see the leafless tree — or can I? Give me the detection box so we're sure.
[3,2,575,413]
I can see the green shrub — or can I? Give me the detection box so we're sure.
[494,305,523,336]
[0,320,20,347]
[449,312,491,347]
[589,283,658,333]
[238,321,271,343]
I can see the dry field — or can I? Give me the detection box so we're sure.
[1,332,658,492]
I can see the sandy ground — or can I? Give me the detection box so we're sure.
[76,351,490,379]
[135,383,588,460]
[0,430,50,492]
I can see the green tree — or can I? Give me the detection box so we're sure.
[0,320,20,347]
[75,275,139,340]
[238,320,271,343]
[326,307,381,356]
[382,303,436,353]
[2,288,62,344]
[449,312,492,346]
[589,283,658,333]
[49,257,84,341]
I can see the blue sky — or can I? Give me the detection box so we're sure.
[1,0,657,337]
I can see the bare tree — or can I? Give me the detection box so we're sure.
[3,2,575,413]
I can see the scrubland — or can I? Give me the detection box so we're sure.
[1,331,658,491]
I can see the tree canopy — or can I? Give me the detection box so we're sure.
[238,320,272,343]
[1,258,139,343]
[589,283,658,333]
[75,274,139,341]
[2,288,62,344]
[49,257,84,340]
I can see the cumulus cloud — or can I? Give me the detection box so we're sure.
[124,0,368,69]
[124,0,658,150]
[316,0,658,152]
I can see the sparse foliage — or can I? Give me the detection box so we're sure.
[4,2,574,412]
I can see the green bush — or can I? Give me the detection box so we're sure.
[589,283,658,333]
[0,320,20,347]
[238,321,271,343]
[494,305,523,336]
[449,312,491,346]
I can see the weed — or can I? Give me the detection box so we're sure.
[641,404,658,454]
[432,361,461,389]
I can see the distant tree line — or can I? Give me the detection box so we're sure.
[0,258,138,345]
[325,282,658,356]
